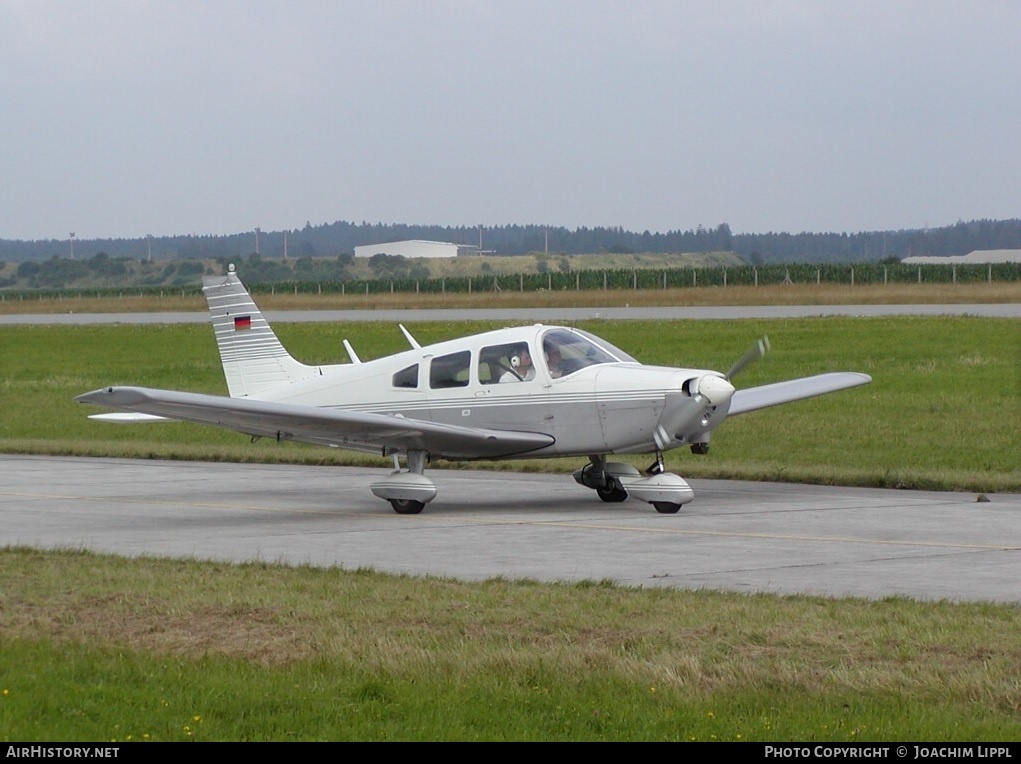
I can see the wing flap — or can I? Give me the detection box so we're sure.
[76,386,554,459]
[729,372,871,416]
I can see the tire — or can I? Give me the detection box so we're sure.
[653,501,681,514]
[390,498,425,514]
[596,479,629,503]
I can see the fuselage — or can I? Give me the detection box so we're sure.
[252,324,730,459]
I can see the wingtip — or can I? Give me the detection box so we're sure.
[75,386,151,407]
[75,387,111,404]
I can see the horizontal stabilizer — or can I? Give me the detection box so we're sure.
[729,372,871,416]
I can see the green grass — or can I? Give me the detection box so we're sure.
[2,316,1020,740]
[1,548,1019,741]
[2,316,1019,492]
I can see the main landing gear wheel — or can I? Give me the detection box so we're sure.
[596,479,629,503]
[390,498,425,515]
[653,501,682,514]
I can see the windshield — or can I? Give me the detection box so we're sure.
[571,328,638,363]
[540,328,630,378]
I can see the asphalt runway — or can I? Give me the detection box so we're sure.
[2,302,1021,324]
[3,454,1019,604]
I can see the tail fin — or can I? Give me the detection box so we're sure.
[202,268,315,398]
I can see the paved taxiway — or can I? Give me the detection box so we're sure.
[2,303,1020,324]
[3,454,1019,604]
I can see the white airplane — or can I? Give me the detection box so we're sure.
[77,266,871,514]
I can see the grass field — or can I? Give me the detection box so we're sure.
[2,297,1020,740]
[1,548,1019,741]
[2,314,1018,492]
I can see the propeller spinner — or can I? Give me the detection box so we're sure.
[657,336,770,446]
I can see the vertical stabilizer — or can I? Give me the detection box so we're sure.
[202,269,314,398]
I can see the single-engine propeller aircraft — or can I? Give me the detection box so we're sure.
[77,267,871,514]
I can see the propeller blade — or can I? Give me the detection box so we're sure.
[726,336,770,380]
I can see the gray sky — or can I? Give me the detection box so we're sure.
[2,0,1019,241]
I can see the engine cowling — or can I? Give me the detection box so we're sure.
[656,373,735,447]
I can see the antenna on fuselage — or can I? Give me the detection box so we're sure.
[342,339,362,364]
[399,324,421,349]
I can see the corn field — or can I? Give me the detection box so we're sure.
[3,261,1020,301]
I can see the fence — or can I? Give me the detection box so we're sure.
[3,262,1020,301]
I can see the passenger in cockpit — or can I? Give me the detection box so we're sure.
[544,340,563,378]
[500,346,535,382]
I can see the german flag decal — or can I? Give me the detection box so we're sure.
[234,315,252,331]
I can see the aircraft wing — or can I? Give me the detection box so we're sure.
[76,386,555,460]
[728,372,871,416]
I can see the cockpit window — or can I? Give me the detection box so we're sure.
[430,350,471,388]
[540,328,625,378]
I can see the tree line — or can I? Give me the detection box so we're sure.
[2,218,1020,265]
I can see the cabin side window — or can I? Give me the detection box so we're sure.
[429,351,471,389]
[392,364,419,389]
[478,342,534,384]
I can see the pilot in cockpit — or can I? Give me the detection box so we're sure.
[500,345,535,382]
[544,340,563,379]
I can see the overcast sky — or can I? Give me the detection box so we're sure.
[2,0,1018,241]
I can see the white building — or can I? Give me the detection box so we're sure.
[354,240,479,259]
[902,249,1021,265]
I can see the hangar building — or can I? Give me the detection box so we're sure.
[902,249,1021,265]
[354,240,479,259]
